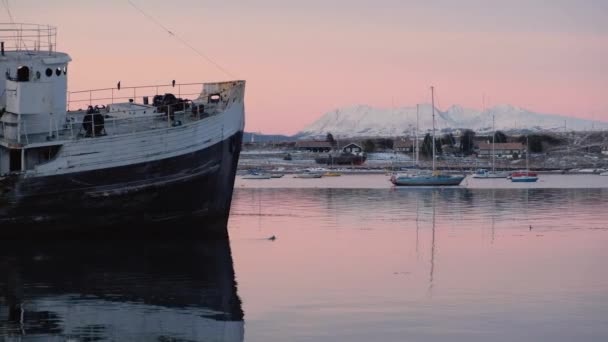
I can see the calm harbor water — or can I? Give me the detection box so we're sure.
[2,174,608,341]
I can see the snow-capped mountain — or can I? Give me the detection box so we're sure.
[299,104,608,138]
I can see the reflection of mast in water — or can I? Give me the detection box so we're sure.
[429,190,437,296]
[416,193,420,259]
[256,188,262,231]
[491,188,496,244]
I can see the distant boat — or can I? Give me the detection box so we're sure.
[473,168,510,179]
[242,170,271,179]
[510,171,539,182]
[391,86,464,187]
[472,113,508,179]
[324,171,342,177]
[293,170,323,178]
[315,152,366,166]
[391,171,464,186]
[600,172,608,176]
[270,173,284,178]
[511,136,538,182]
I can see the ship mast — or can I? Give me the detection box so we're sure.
[431,86,436,172]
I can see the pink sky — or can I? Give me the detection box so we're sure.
[10,0,608,134]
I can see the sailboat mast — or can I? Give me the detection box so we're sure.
[526,135,529,172]
[492,114,495,172]
[431,86,436,172]
[416,104,419,165]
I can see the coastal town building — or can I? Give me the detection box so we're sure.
[477,142,525,159]
[341,143,363,154]
[393,139,415,153]
[295,140,333,152]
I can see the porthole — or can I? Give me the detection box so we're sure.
[56,68,61,76]
[45,68,52,77]
[36,71,41,79]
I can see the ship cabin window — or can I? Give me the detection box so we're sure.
[17,66,30,82]
[63,66,67,75]
[56,67,61,76]
[36,71,41,79]
[208,93,221,103]
[45,68,53,77]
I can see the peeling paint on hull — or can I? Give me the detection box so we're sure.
[0,131,243,238]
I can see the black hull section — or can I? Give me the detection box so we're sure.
[0,131,243,238]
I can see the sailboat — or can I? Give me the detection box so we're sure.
[473,112,509,178]
[390,87,465,186]
[511,136,538,182]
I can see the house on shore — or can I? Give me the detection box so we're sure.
[477,142,525,159]
[341,143,363,154]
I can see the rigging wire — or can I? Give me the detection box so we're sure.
[2,0,14,24]
[126,0,237,79]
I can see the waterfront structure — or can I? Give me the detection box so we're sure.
[294,140,333,153]
[477,142,525,159]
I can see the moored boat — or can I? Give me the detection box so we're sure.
[0,24,245,237]
[472,168,510,179]
[510,171,539,182]
[391,171,464,186]
[315,152,366,166]
[510,136,538,183]
[293,170,323,178]
[390,86,464,187]
[241,170,272,179]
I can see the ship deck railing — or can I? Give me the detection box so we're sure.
[0,23,57,53]
[0,101,224,147]
[67,82,210,111]
[1,81,238,146]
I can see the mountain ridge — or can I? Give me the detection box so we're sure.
[298,104,608,138]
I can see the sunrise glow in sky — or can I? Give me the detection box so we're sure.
[8,0,608,134]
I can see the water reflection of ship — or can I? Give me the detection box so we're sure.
[0,236,243,341]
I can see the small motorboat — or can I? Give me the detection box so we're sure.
[472,168,509,179]
[242,170,272,179]
[293,170,323,178]
[270,173,284,178]
[599,171,608,176]
[324,171,342,177]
